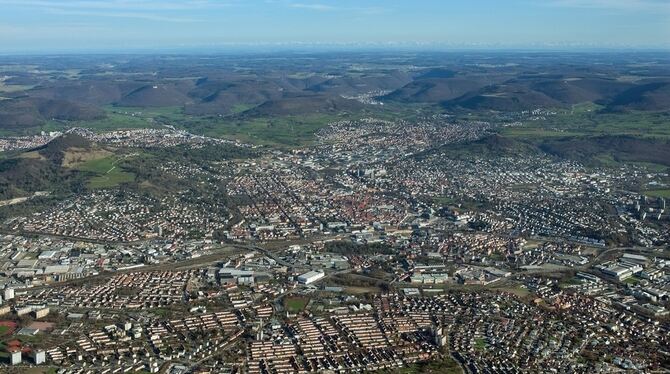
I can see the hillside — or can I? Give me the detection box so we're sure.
[0,97,104,130]
[540,135,670,167]
[243,94,364,116]
[415,134,538,160]
[442,83,562,111]
[385,77,489,103]
[28,80,138,105]
[0,157,71,200]
[388,74,657,111]
[34,133,96,165]
[116,83,194,107]
[529,80,604,104]
[306,72,412,95]
[0,134,118,199]
[184,79,286,115]
[605,81,670,112]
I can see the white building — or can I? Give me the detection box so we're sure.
[32,350,46,365]
[297,270,325,285]
[10,350,21,365]
[4,288,14,301]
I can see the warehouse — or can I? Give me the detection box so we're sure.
[297,270,325,285]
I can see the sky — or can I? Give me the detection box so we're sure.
[0,0,668,52]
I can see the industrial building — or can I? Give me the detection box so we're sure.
[297,270,325,285]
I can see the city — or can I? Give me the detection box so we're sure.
[0,1,669,373]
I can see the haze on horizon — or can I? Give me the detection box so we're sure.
[0,0,669,53]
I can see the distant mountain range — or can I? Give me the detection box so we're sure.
[0,53,668,132]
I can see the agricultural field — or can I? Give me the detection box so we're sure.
[183,114,344,147]
[501,105,670,140]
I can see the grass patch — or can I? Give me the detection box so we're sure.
[433,196,456,207]
[231,104,256,114]
[643,189,670,198]
[75,155,136,189]
[14,367,59,374]
[152,308,171,318]
[559,278,583,288]
[73,112,158,131]
[188,114,341,148]
[377,355,463,374]
[88,171,135,189]
[623,277,640,285]
[501,108,670,140]
[54,105,185,133]
[110,105,187,123]
[474,337,487,351]
[76,156,119,173]
[283,296,309,313]
[493,284,530,298]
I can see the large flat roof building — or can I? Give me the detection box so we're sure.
[297,270,325,285]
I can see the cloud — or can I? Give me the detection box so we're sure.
[45,7,202,23]
[0,0,240,23]
[0,0,236,10]
[289,3,337,11]
[545,0,670,12]
[286,1,387,14]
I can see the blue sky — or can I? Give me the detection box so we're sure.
[0,0,668,52]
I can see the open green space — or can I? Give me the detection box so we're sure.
[559,277,583,288]
[72,111,158,131]
[623,277,640,285]
[491,107,670,169]
[40,105,185,134]
[283,296,309,313]
[75,155,135,189]
[182,114,342,147]
[432,196,457,207]
[474,337,487,351]
[376,355,463,374]
[492,284,530,297]
[643,189,670,198]
[109,105,186,121]
[500,106,670,140]
[16,368,59,374]
[154,102,438,148]
[230,103,256,114]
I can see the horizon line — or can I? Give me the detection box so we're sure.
[2,44,670,56]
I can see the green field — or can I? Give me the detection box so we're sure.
[230,103,256,114]
[643,189,670,198]
[501,106,670,140]
[0,100,438,147]
[97,106,338,147]
[432,196,456,207]
[78,109,161,131]
[377,355,463,374]
[111,105,187,122]
[623,277,640,285]
[75,156,135,189]
[183,114,343,147]
[283,296,309,313]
